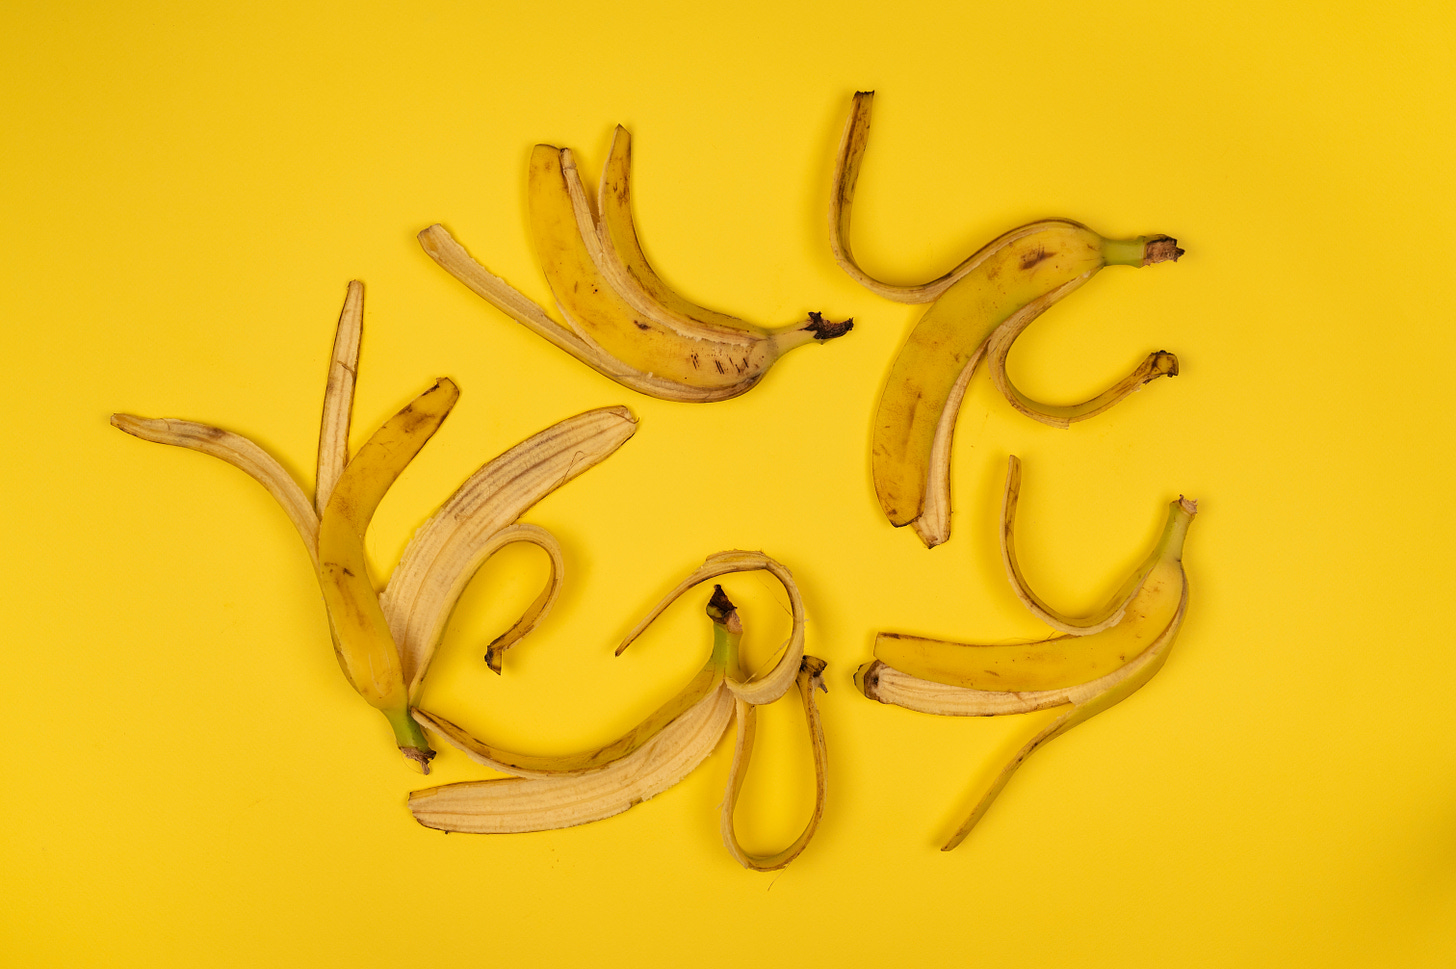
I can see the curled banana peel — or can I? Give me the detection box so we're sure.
[419,130,850,403]
[409,561,829,872]
[112,281,637,771]
[831,91,1183,547]
[858,461,1197,849]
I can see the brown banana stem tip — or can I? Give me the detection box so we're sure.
[706,584,737,622]
[1143,236,1184,265]
[804,311,854,341]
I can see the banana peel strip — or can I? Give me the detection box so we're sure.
[983,285,1179,430]
[721,656,829,871]
[315,279,363,515]
[115,284,638,748]
[1000,455,1144,636]
[411,662,725,778]
[829,91,1073,305]
[617,551,807,706]
[862,578,1187,849]
[110,415,321,568]
[409,684,735,834]
[909,341,986,549]
[418,223,743,403]
[379,405,638,694]
[592,127,762,342]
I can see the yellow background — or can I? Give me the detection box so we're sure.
[5,1,1455,965]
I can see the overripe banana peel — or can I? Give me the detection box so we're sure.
[112,281,638,770]
[420,129,851,403]
[858,456,1197,849]
[409,555,828,872]
[831,91,1183,547]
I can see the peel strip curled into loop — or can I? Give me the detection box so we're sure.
[1000,455,1144,636]
[380,406,638,695]
[720,656,829,872]
[616,550,806,705]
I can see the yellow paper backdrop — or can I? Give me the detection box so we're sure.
[4,1,1455,966]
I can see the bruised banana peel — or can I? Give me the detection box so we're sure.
[420,134,850,403]
[410,563,828,872]
[112,281,637,770]
[858,459,1197,849]
[832,91,1183,547]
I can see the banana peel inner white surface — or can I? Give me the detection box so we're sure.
[111,281,639,769]
[409,559,828,872]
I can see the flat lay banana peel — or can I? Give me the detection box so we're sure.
[832,90,1183,547]
[419,128,851,403]
[409,553,829,872]
[112,280,638,771]
[858,456,1197,849]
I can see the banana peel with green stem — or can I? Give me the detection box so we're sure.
[112,280,639,771]
[409,552,829,871]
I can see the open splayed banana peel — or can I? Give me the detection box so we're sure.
[112,281,638,772]
[857,457,1197,850]
[409,552,829,872]
[419,129,852,403]
[832,91,1184,548]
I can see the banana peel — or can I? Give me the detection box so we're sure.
[113,280,638,770]
[410,558,828,872]
[859,456,1197,849]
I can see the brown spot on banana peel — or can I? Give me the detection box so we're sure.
[1019,246,1051,270]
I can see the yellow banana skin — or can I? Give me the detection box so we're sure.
[872,222,1178,547]
[318,378,459,769]
[409,580,830,870]
[532,145,849,392]
[833,91,1182,547]
[595,125,850,347]
[859,482,1198,849]
[874,502,1188,692]
[421,132,850,403]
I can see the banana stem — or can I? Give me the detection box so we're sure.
[1101,235,1184,268]
[707,585,741,672]
[384,705,435,773]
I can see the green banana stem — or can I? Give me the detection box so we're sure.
[385,705,434,771]
[706,584,741,672]
[1102,234,1184,267]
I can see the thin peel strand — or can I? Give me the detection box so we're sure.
[829,92,1075,304]
[720,656,829,871]
[616,551,806,706]
[480,524,566,675]
[985,292,1178,428]
[110,414,319,567]
[1000,455,1141,635]
[419,222,752,402]
[316,280,363,515]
